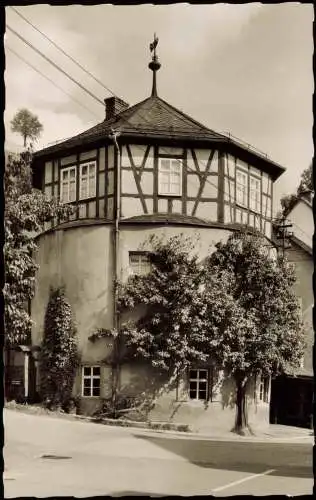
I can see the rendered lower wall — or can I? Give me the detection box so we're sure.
[32,221,271,429]
[119,363,270,432]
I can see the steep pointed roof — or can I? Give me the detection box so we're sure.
[34,94,285,179]
[34,95,225,157]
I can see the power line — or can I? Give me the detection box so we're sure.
[6,45,103,120]
[5,21,281,217]
[7,21,309,237]
[6,25,105,107]
[9,6,117,99]
[8,8,282,217]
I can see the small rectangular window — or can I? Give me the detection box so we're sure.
[158,158,182,196]
[129,252,151,276]
[60,166,77,203]
[189,368,209,401]
[80,162,96,200]
[82,366,101,397]
[236,169,248,207]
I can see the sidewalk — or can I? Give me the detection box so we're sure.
[131,423,314,444]
[4,402,314,444]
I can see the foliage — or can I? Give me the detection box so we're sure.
[115,234,220,374]
[205,231,305,433]
[95,394,154,421]
[40,287,79,411]
[280,163,313,217]
[206,231,304,378]
[4,150,73,346]
[112,231,304,434]
[11,108,43,147]
[297,163,313,196]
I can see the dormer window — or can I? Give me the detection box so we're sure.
[158,158,182,196]
[61,166,76,203]
[80,162,96,200]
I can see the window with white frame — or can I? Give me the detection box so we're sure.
[129,252,151,276]
[80,161,96,199]
[158,158,182,196]
[236,169,248,207]
[189,368,208,400]
[249,175,261,213]
[61,166,76,203]
[262,194,272,219]
[82,366,101,397]
[259,376,269,403]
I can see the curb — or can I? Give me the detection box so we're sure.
[4,404,314,443]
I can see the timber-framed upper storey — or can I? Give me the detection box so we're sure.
[32,94,284,240]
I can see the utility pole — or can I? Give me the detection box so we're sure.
[273,215,293,259]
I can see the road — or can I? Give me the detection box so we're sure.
[3,409,314,497]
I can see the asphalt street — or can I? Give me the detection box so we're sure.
[4,409,314,497]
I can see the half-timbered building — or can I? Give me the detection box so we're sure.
[28,44,286,431]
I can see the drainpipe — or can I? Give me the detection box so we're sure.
[24,352,29,401]
[109,128,121,407]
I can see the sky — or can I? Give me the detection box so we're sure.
[4,3,314,211]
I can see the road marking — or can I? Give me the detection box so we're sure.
[212,469,276,492]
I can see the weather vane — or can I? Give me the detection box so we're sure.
[148,33,161,97]
[149,33,159,59]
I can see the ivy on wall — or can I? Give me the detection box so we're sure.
[40,286,79,411]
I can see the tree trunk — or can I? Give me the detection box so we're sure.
[233,375,250,435]
[23,135,27,148]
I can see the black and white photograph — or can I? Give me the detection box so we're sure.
[3,2,314,497]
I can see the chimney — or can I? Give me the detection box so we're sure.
[104,96,129,120]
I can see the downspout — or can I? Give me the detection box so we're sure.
[110,128,121,408]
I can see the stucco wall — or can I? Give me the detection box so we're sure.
[287,241,313,374]
[119,362,270,432]
[119,224,234,282]
[32,225,115,361]
[32,221,271,428]
[288,200,313,249]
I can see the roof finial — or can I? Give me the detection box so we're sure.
[148,33,161,97]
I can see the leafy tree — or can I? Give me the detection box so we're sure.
[40,287,79,411]
[297,163,313,197]
[280,163,313,217]
[205,231,305,434]
[114,234,217,374]
[4,150,72,348]
[280,193,299,218]
[10,108,43,147]
[110,231,304,435]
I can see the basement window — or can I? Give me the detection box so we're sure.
[129,252,151,276]
[158,158,182,196]
[82,366,101,397]
[189,368,209,401]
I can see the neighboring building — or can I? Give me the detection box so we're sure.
[27,46,286,431]
[270,194,314,428]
